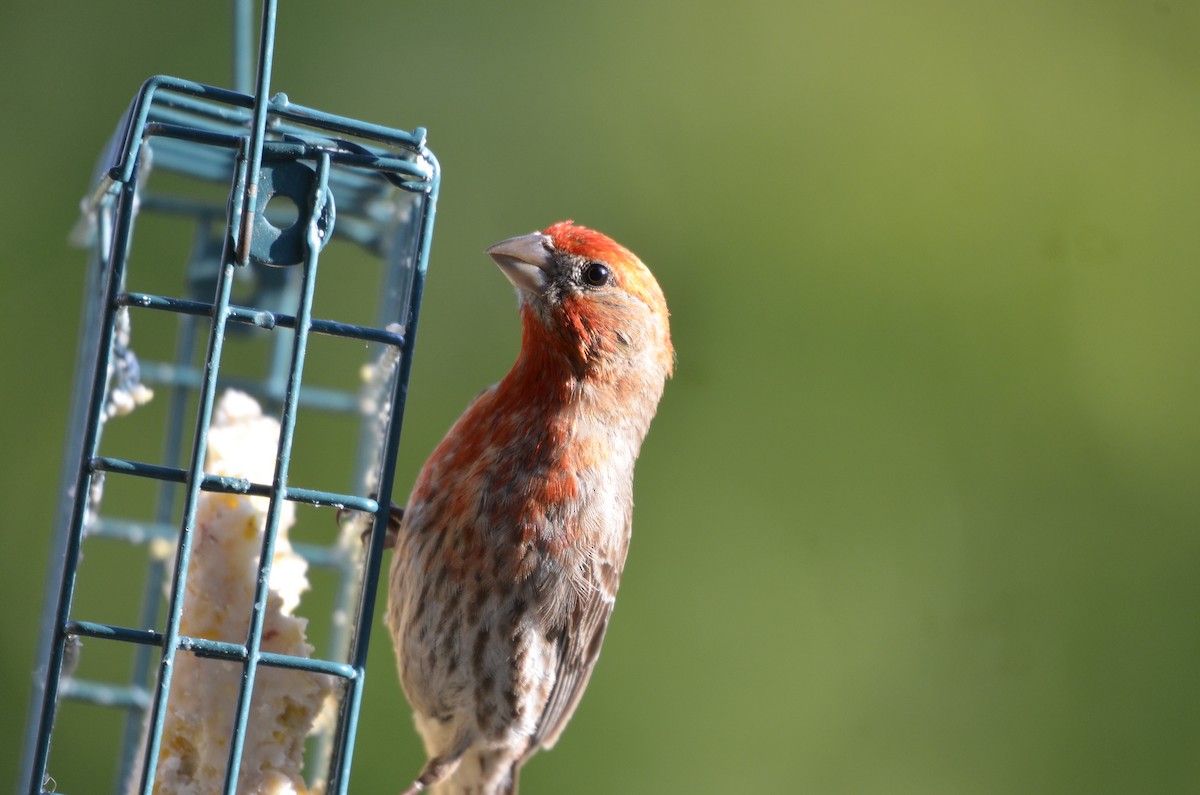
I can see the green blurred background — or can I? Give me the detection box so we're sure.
[3,0,1199,792]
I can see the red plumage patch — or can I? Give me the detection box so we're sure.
[542,220,629,264]
[542,220,671,333]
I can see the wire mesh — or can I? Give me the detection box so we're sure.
[19,1,439,792]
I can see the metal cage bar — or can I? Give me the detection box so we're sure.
[328,142,439,795]
[132,137,244,795]
[26,168,144,792]
[20,1,441,792]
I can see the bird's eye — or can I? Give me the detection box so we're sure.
[582,261,611,287]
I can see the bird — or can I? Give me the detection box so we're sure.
[385,220,673,794]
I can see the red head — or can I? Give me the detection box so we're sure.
[486,221,674,383]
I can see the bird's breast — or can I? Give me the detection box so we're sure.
[404,396,634,582]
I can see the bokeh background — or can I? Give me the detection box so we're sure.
[3,1,1199,792]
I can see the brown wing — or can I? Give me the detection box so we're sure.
[526,522,628,753]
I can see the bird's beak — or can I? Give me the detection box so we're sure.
[486,232,554,293]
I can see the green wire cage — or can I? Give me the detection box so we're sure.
[19,1,439,792]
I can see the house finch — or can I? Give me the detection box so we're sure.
[385,221,673,795]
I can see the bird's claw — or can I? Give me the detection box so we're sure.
[335,494,404,550]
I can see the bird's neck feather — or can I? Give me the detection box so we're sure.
[493,304,665,438]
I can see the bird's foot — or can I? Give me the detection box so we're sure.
[398,748,465,795]
[335,495,404,550]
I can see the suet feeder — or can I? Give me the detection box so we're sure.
[18,1,439,792]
